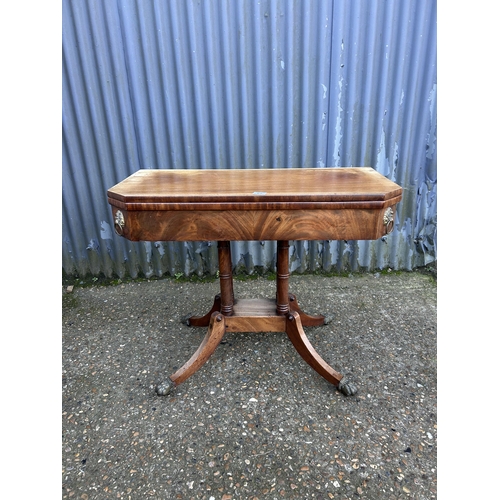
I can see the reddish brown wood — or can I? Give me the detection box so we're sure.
[276,240,290,315]
[186,294,221,327]
[217,241,234,316]
[108,167,402,206]
[169,312,227,386]
[225,299,286,333]
[109,206,398,242]
[285,311,343,386]
[107,168,403,395]
[288,293,325,327]
[108,168,402,242]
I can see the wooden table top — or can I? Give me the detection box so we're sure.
[108,168,402,241]
[108,168,402,209]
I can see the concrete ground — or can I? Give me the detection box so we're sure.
[62,269,437,499]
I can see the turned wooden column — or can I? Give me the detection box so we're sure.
[276,240,290,315]
[217,241,234,316]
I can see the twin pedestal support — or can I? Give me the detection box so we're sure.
[156,240,357,397]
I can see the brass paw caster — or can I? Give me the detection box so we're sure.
[156,377,176,396]
[338,376,358,396]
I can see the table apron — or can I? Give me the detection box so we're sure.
[111,206,397,241]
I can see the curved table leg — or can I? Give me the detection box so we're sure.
[285,311,357,396]
[288,293,326,327]
[185,294,221,327]
[156,311,226,395]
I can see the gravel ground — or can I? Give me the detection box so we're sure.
[62,271,437,499]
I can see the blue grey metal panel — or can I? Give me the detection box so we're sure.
[62,0,437,278]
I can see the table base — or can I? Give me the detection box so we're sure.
[155,241,358,397]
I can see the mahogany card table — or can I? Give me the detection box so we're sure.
[107,167,402,396]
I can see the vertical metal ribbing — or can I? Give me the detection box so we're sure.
[62,0,436,278]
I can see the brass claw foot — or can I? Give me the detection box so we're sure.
[323,315,334,325]
[182,313,194,326]
[338,376,358,396]
[156,377,176,396]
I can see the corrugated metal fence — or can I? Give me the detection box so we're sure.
[62,0,437,279]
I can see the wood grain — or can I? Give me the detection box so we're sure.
[108,167,402,208]
[111,206,397,241]
[108,168,402,395]
[108,167,402,242]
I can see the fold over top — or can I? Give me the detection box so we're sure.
[107,168,403,211]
